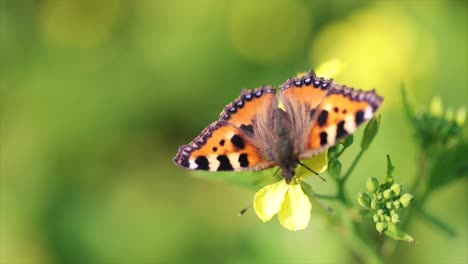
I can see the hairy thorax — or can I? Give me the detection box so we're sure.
[272,108,298,183]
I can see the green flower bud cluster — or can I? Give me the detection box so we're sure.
[357,177,413,234]
[358,155,414,242]
[403,92,466,151]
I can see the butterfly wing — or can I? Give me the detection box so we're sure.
[301,85,383,159]
[219,86,277,135]
[174,87,277,171]
[279,70,333,112]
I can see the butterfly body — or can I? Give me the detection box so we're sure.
[270,108,298,182]
[174,70,383,183]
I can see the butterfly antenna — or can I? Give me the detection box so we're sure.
[238,203,252,216]
[314,198,334,214]
[297,160,326,182]
[273,167,281,177]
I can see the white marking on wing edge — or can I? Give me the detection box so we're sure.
[229,153,241,169]
[364,107,373,120]
[208,155,220,171]
[326,125,337,145]
[189,159,198,169]
[344,114,356,132]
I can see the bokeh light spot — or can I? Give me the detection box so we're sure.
[39,0,121,48]
[310,2,437,104]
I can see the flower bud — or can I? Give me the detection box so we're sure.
[366,177,379,192]
[390,184,402,196]
[342,134,354,148]
[329,159,342,179]
[377,209,384,216]
[357,192,372,209]
[386,202,392,209]
[399,193,413,208]
[371,199,379,210]
[377,193,383,200]
[361,115,381,150]
[384,215,391,222]
[393,200,401,209]
[391,214,400,224]
[327,145,341,160]
[430,96,443,117]
[376,222,388,234]
[373,214,380,223]
[390,209,396,216]
[383,189,392,199]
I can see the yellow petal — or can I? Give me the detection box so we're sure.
[278,184,312,231]
[295,150,328,178]
[315,59,343,78]
[253,180,289,222]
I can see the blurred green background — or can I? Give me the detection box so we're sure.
[1,0,467,263]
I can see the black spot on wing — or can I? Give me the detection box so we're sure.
[231,134,245,149]
[320,132,328,146]
[355,110,365,125]
[219,139,225,146]
[336,121,348,140]
[195,156,209,170]
[212,147,217,152]
[310,108,316,119]
[318,110,329,127]
[239,153,249,167]
[240,124,254,135]
[217,155,234,171]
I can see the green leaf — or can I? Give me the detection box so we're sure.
[385,155,395,183]
[417,207,456,238]
[384,222,415,243]
[401,83,416,123]
[361,115,381,151]
[427,142,468,194]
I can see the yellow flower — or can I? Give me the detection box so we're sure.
[253,151,328,231]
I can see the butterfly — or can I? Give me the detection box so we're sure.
[173,70,383,183]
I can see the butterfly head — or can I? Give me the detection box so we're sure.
[281,164,297,184]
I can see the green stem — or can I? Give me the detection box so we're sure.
[334,144,384,263]
[302,180,383,264]
[313,193,339,200]
[341,207,385,264]
[341,149,365,182]
[337,179,352,207]
[416,206,456,238]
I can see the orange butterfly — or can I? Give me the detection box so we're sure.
[174,70,383,183]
